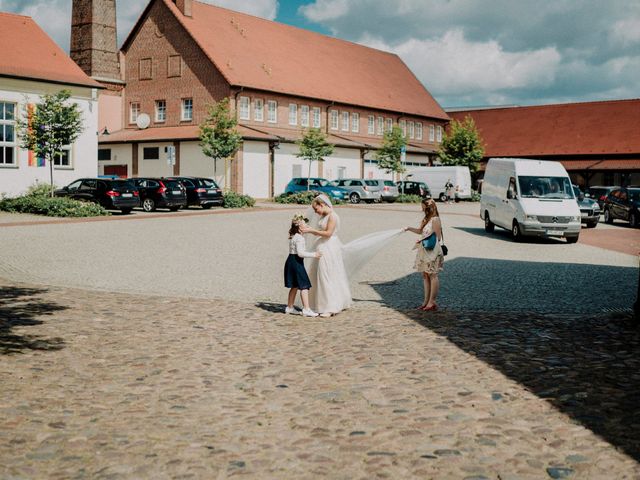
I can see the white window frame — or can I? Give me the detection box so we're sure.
[181,98,193,121]
[54,145,72,168]
[385,118,393,132]
[351,112,359,133]
[0,101,16,166]
[377,116,384,135]
[429,124,435,142]
[312,107,321,128]
[330,110,339,130]
[416,122,423,141]
[267,100,277,123]
[408,121,415,139]
[368,115,375,134]
[254,98,264,121]
[341,111,349,131]
[436,125,443,142]
[300,105,310,127]
[399,120,407,137]
[239,96,250,120]
[129,102,140,124]
[288,103,298,126]
[155,100,166,123]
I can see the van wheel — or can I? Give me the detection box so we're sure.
[439,193,447,202]
[566,235,579,244]
[512,220,523,241]
[604,209,613,224]
[349,192,361,204]
[484,211,495,232]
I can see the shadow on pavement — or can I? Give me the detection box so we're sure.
[370,257,640,460]
[0,286,67,355]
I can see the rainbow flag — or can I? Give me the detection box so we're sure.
[26,104,45,167]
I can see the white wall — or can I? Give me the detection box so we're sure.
[180,141,223,183]
[323,146,361,181]
[242,140,270,198]
[136,142,174,178]
[98,144,132,176]
[274,142,320,195]
[0,79,98,196]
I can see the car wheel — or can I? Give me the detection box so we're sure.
[630,212,639,228]
[349,192,361,204]
[202,204,213,209]
[142,198,156,212]
[439,192,447,202]
[484,211,495,232]
[586,220,598,228]
[566,235,579,244]
[120,208,132,214]
[512,220,523,242]
[604,208,613,224]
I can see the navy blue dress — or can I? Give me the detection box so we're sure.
[284,233,313,290]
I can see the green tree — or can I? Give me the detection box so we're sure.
[376,125,407,177]
[17,90,84,197]
[437,116,484,174]
[296,128,335,191]
[199,98,242,186]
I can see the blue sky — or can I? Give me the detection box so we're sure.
[1,0,639,109]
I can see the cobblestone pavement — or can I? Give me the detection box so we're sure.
[1,281,640,479]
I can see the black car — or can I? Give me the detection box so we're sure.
[396,181,431,198]
[587,185,617,210]
[55,178,139,214]
[131,177,187,212]
[169,176,223,209]
[604,187,640,227]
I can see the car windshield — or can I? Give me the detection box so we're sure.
[518,176,574,199]
[629,189,640,201]
[364,180,378,186]
[197,178,218,188]
[310,179,329,187]
[383,181,395,186]
[164,180,182,189]
[112,180,135,189]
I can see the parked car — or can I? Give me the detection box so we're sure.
[329,178,381,204]
[55,178,139,214]
[603,187,640,227]
[284,177,349,201]
[169,176,223,209]
[130,177,187,212]
[396,180,431,198]
[586,185,617,210]
[364,179,399,202]
[573,185,600,228]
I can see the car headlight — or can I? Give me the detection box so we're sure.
[525,215,538,221]
[572,215,581,222]
[593,204,600,211]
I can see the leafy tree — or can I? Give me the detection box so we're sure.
[199,98,242,185]
[17,90,84,197]
[296,128,335,191]
[376,125,407,177]
[437,116,484,174]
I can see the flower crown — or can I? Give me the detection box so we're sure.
[292,213,309,224]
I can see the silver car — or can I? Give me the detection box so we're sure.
[330,178,381,204]
[364,179,400,203]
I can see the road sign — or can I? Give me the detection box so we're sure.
[166,145,176,166]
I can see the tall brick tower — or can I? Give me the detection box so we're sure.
[70,0,121,83]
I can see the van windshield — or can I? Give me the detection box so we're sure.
[518,176,574,199]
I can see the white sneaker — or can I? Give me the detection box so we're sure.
[285,307,301,315]
[302,308,319,317]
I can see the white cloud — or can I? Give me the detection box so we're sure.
[610,18,640,46]
[298,0,349,22]
[361,30,561,95]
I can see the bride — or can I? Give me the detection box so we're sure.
[300,194,352,317]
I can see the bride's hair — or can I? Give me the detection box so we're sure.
[420,198,439,229]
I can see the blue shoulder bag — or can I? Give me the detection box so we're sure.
[421,233,437,250]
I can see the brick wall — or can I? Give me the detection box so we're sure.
[123,0,230,129]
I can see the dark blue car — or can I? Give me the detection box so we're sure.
[284,177,349,200]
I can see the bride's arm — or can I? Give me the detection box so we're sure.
[303,215,336,238]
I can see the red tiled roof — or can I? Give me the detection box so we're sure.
[124,0,448,121]
[449,99,640,157]
[100,125,278,143]
[0,12,101,88]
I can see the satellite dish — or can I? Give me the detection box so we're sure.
[136,113,150,129]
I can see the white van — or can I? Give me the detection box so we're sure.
[406,166,472,201]
[480,158,581,243]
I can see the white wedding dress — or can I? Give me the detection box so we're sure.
[307,212,353,314]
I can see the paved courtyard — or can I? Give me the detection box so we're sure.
[1,203,639,478]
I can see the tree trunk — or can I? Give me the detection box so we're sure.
[49,155,54,198]
[307,160,312,191]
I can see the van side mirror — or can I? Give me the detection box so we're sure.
[507,190,517,200]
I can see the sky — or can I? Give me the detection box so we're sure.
[1,0,639,109]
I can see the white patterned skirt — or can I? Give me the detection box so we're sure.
[413,242,444,274]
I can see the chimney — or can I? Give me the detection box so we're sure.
[174,0,192,17]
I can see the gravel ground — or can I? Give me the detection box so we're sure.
[0,203,636,314]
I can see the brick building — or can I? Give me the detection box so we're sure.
[449,100,640,188]
[0,12,100,196]
[92,0,449,197]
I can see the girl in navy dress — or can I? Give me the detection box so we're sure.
[285,214,321,317]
